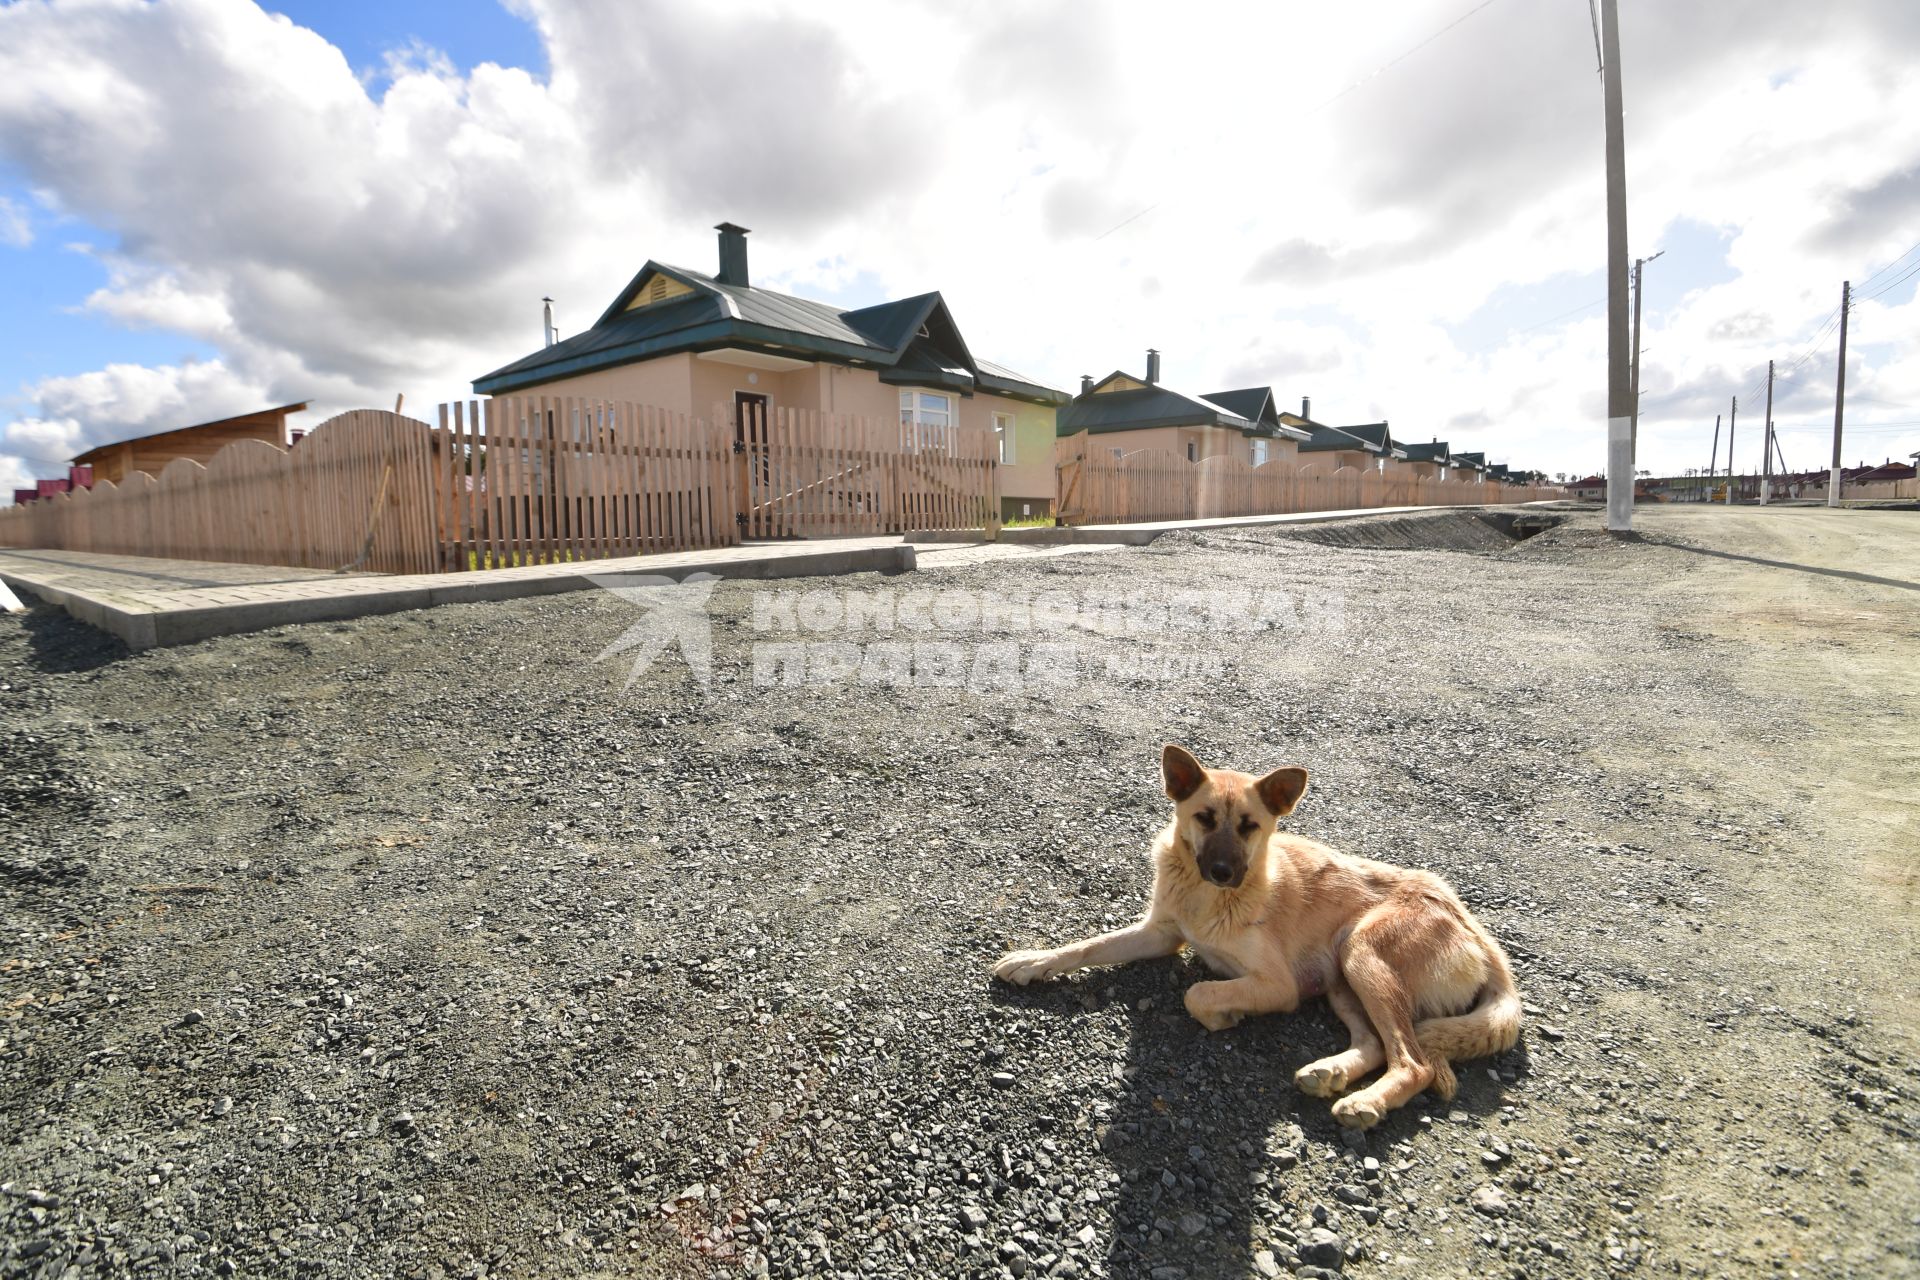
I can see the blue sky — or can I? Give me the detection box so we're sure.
[265,0,544,80]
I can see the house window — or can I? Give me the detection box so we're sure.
[900,389,954,452]
[1251,439,1269,466]
[993,411,1015,465]
[1186,440,1197,462]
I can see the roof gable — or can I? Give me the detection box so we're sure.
[595,262,727,328]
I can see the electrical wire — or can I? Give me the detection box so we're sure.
[1854,237,1920,293]
[1305,0,1508,116]
[1856,257,1920,304]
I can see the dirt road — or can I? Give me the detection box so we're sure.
[1,503,1914,1279]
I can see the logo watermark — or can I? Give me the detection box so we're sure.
[591,580,1344,695]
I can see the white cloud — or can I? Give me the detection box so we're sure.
[2,0,1919,498]
[0,195,29,248]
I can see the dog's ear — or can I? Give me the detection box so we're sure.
[1161,744,1207,802]
[1255,766,1309,818]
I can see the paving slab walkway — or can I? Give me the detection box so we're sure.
[999,500,1573,546]
[0,540,913,651]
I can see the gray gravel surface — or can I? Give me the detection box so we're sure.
[2,505,1916,1280]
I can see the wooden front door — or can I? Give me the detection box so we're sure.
[733,392,770,537]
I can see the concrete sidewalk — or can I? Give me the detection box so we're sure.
[998,501,1574,546]
[0,540,914,651]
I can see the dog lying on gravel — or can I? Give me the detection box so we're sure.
[993,744,1521,1129]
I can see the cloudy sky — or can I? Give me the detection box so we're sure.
[2,0,1918,498]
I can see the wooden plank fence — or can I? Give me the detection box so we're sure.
[433,396,735,570]
[0,396,1003,573]
[1055,432,1564,525]
[0,410,439,573]
[733,403,998,539]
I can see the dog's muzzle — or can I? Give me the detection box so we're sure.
[1197,832,1246,888]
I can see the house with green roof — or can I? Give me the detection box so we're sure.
[472,223,1070,519]
[1398,439,1454,479]
[1055,351,1309,466]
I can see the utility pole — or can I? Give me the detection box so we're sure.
[1760,358,1775,505]
[1706,413,1720,502]
[1829,280,1850,507]
[1600,0,1632,531]
[1725,396,1737,505]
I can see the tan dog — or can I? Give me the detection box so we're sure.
[993,745,1522,1129]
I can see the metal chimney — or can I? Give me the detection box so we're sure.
[1302,395,1311,421]
[542,297,556,348]
[715,222,751,287]
[1145,349,1161,384]
[1080,374,1093,395]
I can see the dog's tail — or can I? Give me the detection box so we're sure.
[1415,941,1522,1098]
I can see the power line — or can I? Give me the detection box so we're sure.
[1855,237,1920,292]
[1306,0,1508,116]
[1856,257,1920,304]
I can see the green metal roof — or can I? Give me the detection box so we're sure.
[1299,425,1381,454]
[1399,441,1451,463]
[1057,372,1257,437]
[1201,387,1311,441]
[474,261,1066,405]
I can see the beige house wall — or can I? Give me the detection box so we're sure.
[1080,425,1255,464]
[506,355,1058,505]
[521,353,700,416]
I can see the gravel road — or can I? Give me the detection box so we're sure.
[2,504,1915,1280]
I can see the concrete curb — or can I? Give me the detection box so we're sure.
[998,503,1568,547]
[0,543,915,652]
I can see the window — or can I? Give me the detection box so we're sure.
[1186,440,1197,462]
[1251,439,1269,466]
[899,389,954,452]
[993,411,1015,465]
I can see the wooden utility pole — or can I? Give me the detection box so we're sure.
[1725,396,1737,505]
[1706,413,1720,502]
[1829,280,1850,507]
[1760,358,1775,505]
[1601,0,1632,531]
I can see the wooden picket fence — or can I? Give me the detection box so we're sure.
[1055,432,1563,525]
[735,402,998,539]
[0,397,1002,573]
[434,397,736,570]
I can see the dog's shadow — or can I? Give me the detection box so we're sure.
[992,957,1526,1278]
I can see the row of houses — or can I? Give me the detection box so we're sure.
[15,223,1550,517]
[1054,360,1536,487]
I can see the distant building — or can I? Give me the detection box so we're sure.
[69,402,308,485]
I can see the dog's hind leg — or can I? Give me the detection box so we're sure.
[1294,975,1384,1098]
[1327,917,1438,1130]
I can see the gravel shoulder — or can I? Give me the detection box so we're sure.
[1,504,1915,1280]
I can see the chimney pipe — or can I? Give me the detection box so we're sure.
[542,296,556,348]
[1302,395,1311,421]
[1080,374,1093,395]
[1145,349,1160,384]
[715,222,751,287]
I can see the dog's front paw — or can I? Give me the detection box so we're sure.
[1183,984,1243,1032]
[993,948,1065,985]
[1295,1060,1351,1098]
[1331,1095,1385,1130]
